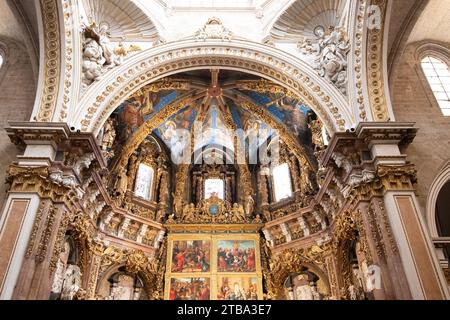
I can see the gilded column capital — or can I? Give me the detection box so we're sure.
[377,163,417,192]
[6,165,79,208]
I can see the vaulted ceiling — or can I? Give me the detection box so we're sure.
[269,0,346,41]
[408,0,450,44]
[81,0,160,41]
[110,70,318,165]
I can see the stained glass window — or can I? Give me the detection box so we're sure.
[134,163,154,201]
[421,56,450,116]
[273,163,292,202]
[204,178,224,200]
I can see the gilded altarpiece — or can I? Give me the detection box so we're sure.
[164,233,263,300]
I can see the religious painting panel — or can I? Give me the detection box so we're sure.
[168,277,211,300]
[217,240,256,273]
[171,240,211,273]
[217,276,259,300]
[165,234,262,300]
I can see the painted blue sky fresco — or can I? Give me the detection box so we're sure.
[217,240,255,251]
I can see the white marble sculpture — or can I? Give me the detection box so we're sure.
[298,26,350,94]
[60,264,82,300]
[81,23,124,89]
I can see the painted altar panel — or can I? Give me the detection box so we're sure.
[217,240,256,272]
[171,240,211,273]
[168,277,211,300]
[165,233,263,300]
[217,276,259,300]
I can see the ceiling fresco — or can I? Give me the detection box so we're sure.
[106,70,321,165]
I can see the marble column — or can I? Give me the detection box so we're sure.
[359,123,449,300]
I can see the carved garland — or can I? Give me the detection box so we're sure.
[37,0,61,122]
[59,0,76,121]
[36,204,57,262]
[354,0,369,120]
[25,201,46,258]
[332,210,372,295]
[367,0,389,121]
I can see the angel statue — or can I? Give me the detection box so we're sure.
[245,194,254,217]
[81,22,123,88]
[101,118,116,151]
[231,203,246,222]
[182,203,197,222]
[114,167,128,197]
[95,23,123,67]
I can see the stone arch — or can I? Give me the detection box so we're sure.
[267,249,331,300]
[426,160,450,238]
[413,41,450,115]
[71,39,354,136]
[96,263,148,300]
[414,42,450,67]
[0,41,9,86]
[275,261,330,300]
[387,0,430,74]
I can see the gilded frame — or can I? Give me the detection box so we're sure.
[164,233,263,300]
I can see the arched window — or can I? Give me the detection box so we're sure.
[134,163,154,201]
[421,56,450,116]
[272,163,293,202]
[435,181,450,237]
[435,180,450,269]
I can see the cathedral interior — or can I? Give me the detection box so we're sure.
[0,0,449,301]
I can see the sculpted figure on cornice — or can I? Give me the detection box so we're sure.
[101,118,117,161]
[245,194,255,217]
[298,26,350,95]
[309,119,327,157]
[113,167,128,199]
[168,193,253,225]
[332,148,361,174]
[299,157,316,195]
[81,23,141,91]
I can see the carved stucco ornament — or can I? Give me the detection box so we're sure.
[298,26,350,95]
[194,17,233,41]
